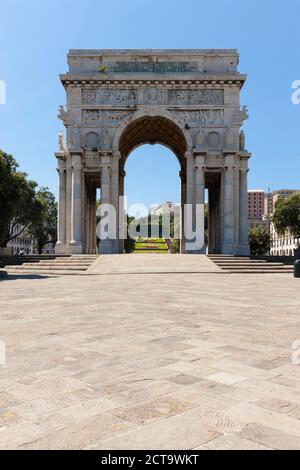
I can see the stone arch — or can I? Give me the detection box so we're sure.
[112,108,193,157]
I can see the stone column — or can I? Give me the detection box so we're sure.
[194,155,206,254]
[184,152,195,253]
[99,154,112,254]
[55,158,66,254]
[222,155,235,255]
[119,168,126,254]
[70,154,83,254]
[238,167,250,255]
[110,151,120,254]
[179,170,186,253]
[65,158,72,253]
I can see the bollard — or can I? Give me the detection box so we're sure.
[294,260,300,278]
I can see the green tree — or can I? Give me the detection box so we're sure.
[29,187,57,254]
[0,150,41,247]
[124,215,136,253]
[272,192,300,246]
[169,238,180,253]
[248,226,271,255]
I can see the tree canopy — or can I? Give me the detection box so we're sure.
[272,192,300,242]
[248,226,271,256]
[0,150,57,251]
[28,187,57,254]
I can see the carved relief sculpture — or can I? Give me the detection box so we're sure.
[239,130,245,150]
[196,129,206,148]
[101,128,110,148]
[58,131,65,151]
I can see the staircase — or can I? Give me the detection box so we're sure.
[3,255,99,276]
[0,254,61,269]
[208,255,294,274]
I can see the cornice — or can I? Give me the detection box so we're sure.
[60,74,246,89]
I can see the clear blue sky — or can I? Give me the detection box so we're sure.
[1,0,299,210]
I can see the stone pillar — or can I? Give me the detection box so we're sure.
[99,154,112,254]
[110,151,120,254]
[119,168,126,254]
[184,152,195,253]
[222,155,235,255]
[55,158,66,254]
[179,170,186,253]
[238,167,250,255]
[65,158,72,253]
[70,154,83,254]
[234,166,240,252]
[194,155,206,254]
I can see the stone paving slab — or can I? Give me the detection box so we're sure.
[87,254,222,274]
[0,255,299,449]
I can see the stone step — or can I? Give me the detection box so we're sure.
[220,265,292,271]
[23,262,92,267]
[226,269,294,274]
[6,269,84,276]
[5,265,88,271]
[208,254,294,274]
[216,262,285,267]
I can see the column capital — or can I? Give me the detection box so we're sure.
[194,154,206,168]
[57,158,66,173]
[224,154,236,167]
[99,152,112,167]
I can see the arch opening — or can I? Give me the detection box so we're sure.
[117,116,187,253]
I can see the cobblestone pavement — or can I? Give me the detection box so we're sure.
[0,255,299,450]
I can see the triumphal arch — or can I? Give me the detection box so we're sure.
[55,49,251,255]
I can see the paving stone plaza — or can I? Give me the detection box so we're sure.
[0,255,300,450]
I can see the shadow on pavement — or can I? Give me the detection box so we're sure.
[0,274,56,281]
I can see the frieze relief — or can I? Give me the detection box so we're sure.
[81,88,224,106]
[82,89,137,106]
[172,109,224,125]
[82,109,132,125]
[168,89,224,106]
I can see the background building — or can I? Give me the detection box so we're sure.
[248,190,268,230]
[7,226,35,255]
[247,189,299,256]
[150,202,180,217]
[267,190,299,256]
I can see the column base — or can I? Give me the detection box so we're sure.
[55,242,67,255]
[236,244,250,256]
[222,243,236,255]
[69,241,82,254]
